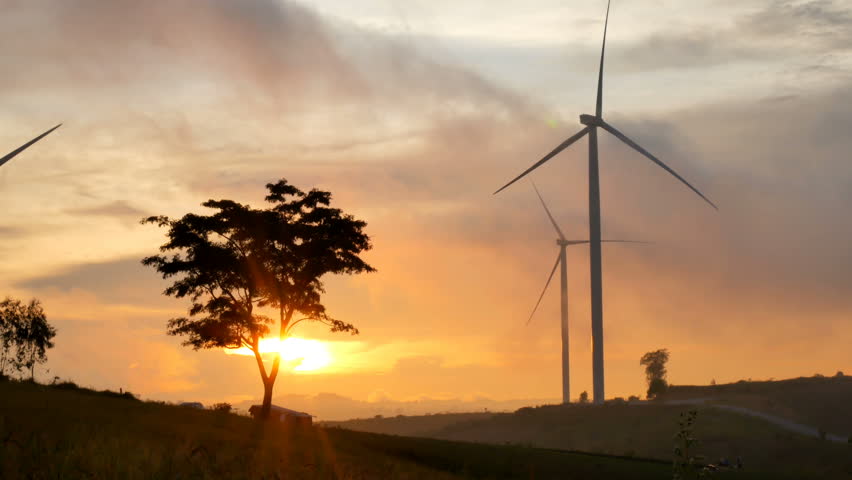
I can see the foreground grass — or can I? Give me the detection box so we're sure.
[0,380,725,479]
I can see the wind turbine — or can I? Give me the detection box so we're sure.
[496,1,716,404]
[0,124,62,169]
[527,183,645,404]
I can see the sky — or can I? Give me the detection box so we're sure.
[1,0,851,420]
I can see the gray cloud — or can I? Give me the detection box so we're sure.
[65,200,148,223]
[17,257,173,308]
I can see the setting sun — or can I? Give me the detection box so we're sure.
[225,337,332,373]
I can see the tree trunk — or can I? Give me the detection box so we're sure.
[260,379,274,420]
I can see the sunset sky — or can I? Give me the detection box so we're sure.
[1,0,850,419]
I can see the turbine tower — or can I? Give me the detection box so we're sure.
[527,183,645,404]
[496,1,716,404]
[0,124,62,169]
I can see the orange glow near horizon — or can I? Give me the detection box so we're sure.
[224,337,332,373]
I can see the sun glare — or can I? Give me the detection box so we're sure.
[224,337,332,372]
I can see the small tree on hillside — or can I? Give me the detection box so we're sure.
[0,298,56,379]
[640,348,670,399]
[142,179,374,419]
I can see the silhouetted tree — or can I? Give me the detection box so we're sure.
[579,391,589,403]
[142,179,374,419]
[0,298,56,379]
[640,348,670,399]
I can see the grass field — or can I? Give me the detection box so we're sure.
[0,379,757,479]
[331,402,852,479]
[660,375,852,435]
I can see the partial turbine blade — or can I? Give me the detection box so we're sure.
[494,127,589,195]
[600,240,653,244]
[563,240,652,245]
[527,252,562,326]
[531,182,566,241]
[596,0,611,117]
[599,120,717,210]
[0,124,62,169]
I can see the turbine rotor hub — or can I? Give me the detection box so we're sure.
[579,114,602,126]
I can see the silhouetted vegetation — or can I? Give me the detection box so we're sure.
[641,348,670,399]
[672,410,708,479]
[579,391,589,403]
[210,402,232,413]
[142,179,374,419]
[0,298,56,380]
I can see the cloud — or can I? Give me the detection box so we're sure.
[65,200,148,224]
[16,257,174,309]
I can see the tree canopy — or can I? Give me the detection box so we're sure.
[640,348,670,399]
[142,178,375,417]
[0,298,56,380]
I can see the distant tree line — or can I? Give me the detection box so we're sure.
[0,298,56,380]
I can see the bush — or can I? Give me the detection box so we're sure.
[210,402,232,413]
[628,395,640,402]
[836,371,844,378]
[53,381,80,391]
[579,391,589,404]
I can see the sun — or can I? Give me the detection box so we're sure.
[224,337,332,372]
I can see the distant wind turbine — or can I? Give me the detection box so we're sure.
[527,182,645,404]
[496,1,716,404]
[0,124,62,169]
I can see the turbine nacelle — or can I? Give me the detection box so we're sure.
[579,114,603,127]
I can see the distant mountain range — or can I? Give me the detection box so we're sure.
[234,392,558,422]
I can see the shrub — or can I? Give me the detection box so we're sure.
[579,391,589,404]
[210,402,232,413]
[836,371,844,378]
[628,395,640,402]
[53,381,80,390]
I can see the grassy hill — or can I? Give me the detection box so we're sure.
[330,402,852,479]
[660,374,852,435]
[0,379,748,479]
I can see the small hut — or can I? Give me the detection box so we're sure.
[248,404,313,426]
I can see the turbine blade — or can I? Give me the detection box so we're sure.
[494,127,589,195]
[0,124,62,169]
[527,252,562,326]
[564,240,652,245]
[599,120,718,210]
[531,182,566,240]
[600,240,653,244]
[596,0,611,117]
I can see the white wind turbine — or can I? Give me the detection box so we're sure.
[527,183,644,404]
[497,1,715,404]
